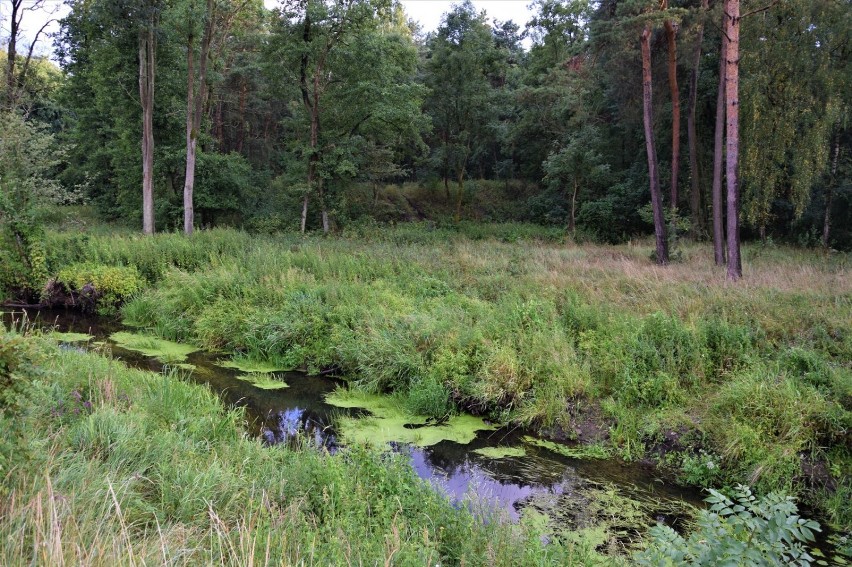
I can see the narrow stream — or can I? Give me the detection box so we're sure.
[10,308,706,546]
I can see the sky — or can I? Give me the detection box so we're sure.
[0,0,536,59]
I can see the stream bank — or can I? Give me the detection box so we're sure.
[6,307,707,554]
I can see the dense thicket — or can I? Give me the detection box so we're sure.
[3,0,850,247]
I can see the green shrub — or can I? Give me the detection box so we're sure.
[57,262,144,313]
[635,485,821,566]
[701,317,758,379]
[0,332,46,494]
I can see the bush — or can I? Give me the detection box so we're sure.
[56,263,144,313]
[0,332,46,494]
[635,485,821,566]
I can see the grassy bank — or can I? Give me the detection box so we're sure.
[0,331,593,565]
[26,223,852,530]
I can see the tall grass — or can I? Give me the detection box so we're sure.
[0,333,598,565]
[30,224,852,530]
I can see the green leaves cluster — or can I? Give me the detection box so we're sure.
[635,485,821,566]
[0,112,72,296]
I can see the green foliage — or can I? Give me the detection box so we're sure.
[0,112,71,297]
[0,332,45,495]
[57,263,144,312]
[635,485,821,566]
[0,335,585,565]
[14,224,852,529]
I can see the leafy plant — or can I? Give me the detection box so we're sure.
[635,485,821,566]
[57,263,144,313]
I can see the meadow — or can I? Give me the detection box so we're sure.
[35,222,851,532]
[1,330,595,565]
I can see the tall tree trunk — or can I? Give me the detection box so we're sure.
[140,24,156,236]
[569,178,578,233]
[305,71,320,234]
[183,0,215,236]
[642,24,669,265]
[214,99,224,148]
[236,79,247,153]
[320,177,329,234]
[299,13,313,234]
[6,0,20,107]
[688,0,709,238]
[823,128,841,248]
[300,195,309,233]
[184,32,196,234]
[664,19,681,210]
[724,0,741,280]
[455,167,465,222]
[712,10,727,266]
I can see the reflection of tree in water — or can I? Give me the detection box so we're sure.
[405,444,576,522]
[262,407,336,450]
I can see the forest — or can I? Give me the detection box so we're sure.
[1,0,851,565]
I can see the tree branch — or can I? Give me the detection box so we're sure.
[739,0,780,20]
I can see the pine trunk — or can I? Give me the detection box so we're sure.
[712,11,727,266]
[688,0,708,238]
[724,0,742,280]
[642,25,669,265]
[664,20,681,210]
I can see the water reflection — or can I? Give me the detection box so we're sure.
[261,406,337,451]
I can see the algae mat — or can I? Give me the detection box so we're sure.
[473,446,527,459]
[523,436,610,459]
[216,357,289,374]
[48,331,94,343]
[236,372,289,390]
[326,390,495,447]
[109,331,199,364]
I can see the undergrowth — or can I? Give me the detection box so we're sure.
[19,222,852,531]
[0,331,593,565]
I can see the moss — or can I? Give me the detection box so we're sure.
[48,331,94,343]
[472,446,526,459]
[524,436,610,459]
[326,389,494,447]
[109,331,198,364]
[216,357,288,374]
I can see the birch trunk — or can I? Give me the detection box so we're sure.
[140,24,156,235]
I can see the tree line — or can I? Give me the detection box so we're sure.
[2,0,850,275]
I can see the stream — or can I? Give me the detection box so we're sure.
[8,308,709,550]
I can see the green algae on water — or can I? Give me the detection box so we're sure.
[523,436,610,459]
[473,446,527,459]
[237,372,289,390]
[48,331,94,343]
[109,331,198,364]
[216,357,288,374]
[326,389,494,447]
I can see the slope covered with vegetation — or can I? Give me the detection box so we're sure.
[0,330,590,565]
[19,222,846,533]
